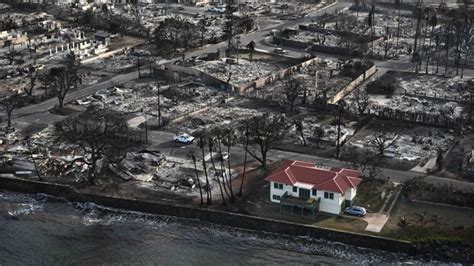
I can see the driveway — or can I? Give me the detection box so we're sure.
[342,213,389,233]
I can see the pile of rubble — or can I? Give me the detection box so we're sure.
[172,104,265,133]
[73,81,228,123]
[285,115,356,147]
[348,122,456,162]
[367,95,463,118]
[399,75,474,101]
[258,60,352,104]
[290,30,348,48]
[83,53,136,73]
[193,58,283,86]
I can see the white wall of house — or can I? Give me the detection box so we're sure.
[269,181,294,202]
[344,188,357,201]
[269,181,345,215]
[318,191,343,215]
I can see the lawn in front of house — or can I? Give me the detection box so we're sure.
[352,178,395,213]
[380,197,474,245]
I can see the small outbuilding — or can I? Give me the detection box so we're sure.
[94,31,111,45]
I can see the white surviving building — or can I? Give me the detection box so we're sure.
[265,160,362,216]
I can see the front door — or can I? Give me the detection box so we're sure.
[299,188,310,198]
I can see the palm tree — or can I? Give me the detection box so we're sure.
[222,126,237,201]
[237,120,250,197]
[212,126,232,201]
[412,3,425,63]
[434,34,441,73]
[208,130,226,205]
[368,3,376,53]
[452,12,462,76]
[459,8,473,78]
[195,129,212,205]
[187,151,203,205]
[394,0,401,58]
[425,9,437,74]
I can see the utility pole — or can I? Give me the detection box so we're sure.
[236,35,241,64]
[156,83,161,128]
[335,100,345,159]
[141,108,148,143]
[132,48,141,77]
[395,0,401,59]
[137,53,141,78]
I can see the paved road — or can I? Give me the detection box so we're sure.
[148,130,474,191]
[10,71,141,124]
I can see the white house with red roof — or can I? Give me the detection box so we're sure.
[265,160,363,215]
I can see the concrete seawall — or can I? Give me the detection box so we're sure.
[0,176,415,256]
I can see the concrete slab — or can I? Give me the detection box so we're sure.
[364,213,389,233]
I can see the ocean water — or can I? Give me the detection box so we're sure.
[0,191,425,265]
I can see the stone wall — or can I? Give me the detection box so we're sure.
[238,57,320,95]
[0,175,416,256]
[329,64,377,104]
[161,64,232,91]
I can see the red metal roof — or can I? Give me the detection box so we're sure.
[265,160,363,194]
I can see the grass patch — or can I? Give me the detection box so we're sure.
[390,227,465,243]
[381,196,474,246]
[353,179,394,213]
[314,215,367,233]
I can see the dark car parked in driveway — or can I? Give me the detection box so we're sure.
[344,206,367,217]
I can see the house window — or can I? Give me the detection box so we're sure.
[324,192,334,200]
[273,183,283,190]
[293,186,297,193]
[272,195,281,200]
[312,189,317,196]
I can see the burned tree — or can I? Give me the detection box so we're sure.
[370,132,395,156]
[25,66,37,97]
[293,115,306,146]
[154,17,198,57]
[198,17,207,49]
[41,53,79,108]
[353,88,370,116]
[224,0,238,57]
[340,145,384,181]
[54,108,142,185]
[246,113,288,169]
[5,48,23,65]
[0,94,24,128]
[283,78,305,112]
[313,126,324,148]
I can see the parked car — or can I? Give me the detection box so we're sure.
[273,47,286,55]
[173,133,195,144]
[206,152,229,162]
[34,64,45,70]
[344,206,367,217]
